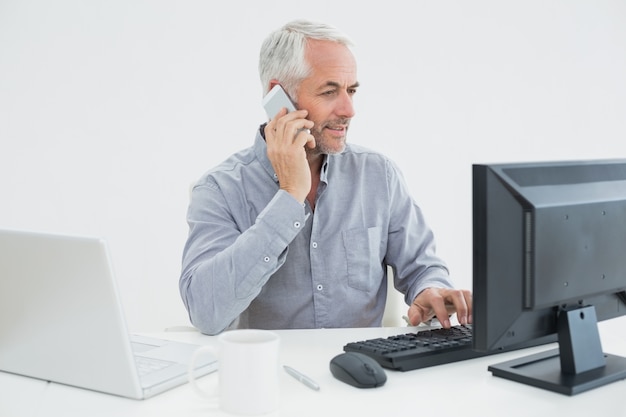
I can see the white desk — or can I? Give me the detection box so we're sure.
[3,317,626,417]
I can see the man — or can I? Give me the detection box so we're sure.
[180,19,472,335]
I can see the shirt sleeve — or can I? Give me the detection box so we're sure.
[179,184,307,335]
[383,159,455,306]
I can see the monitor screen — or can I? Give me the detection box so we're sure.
[472,159,626,395]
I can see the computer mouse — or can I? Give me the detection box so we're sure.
[329,352,387,388]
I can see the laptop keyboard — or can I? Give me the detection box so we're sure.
[135,356,175,376]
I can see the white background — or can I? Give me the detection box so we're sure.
[1,0,625,332]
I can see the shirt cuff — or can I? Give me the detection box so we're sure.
[256,190,308,244]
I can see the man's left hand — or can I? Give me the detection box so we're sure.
[407,287,472,328]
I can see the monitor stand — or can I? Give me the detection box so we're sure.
[487,305,626,395]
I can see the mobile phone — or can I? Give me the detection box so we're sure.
[262,85,297,119]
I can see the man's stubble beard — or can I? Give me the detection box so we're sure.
[306,120,350,156]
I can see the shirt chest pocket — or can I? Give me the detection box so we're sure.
[342,226,383,292]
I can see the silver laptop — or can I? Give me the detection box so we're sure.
[0,229,216,399]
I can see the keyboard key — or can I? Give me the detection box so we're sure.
[135,356,175,376]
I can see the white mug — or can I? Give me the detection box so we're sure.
[188,329,280,415]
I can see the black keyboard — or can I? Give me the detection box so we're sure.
[345,324,559,372]
[344,325,487,371]
[344,325,558,371]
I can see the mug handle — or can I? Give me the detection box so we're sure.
[187,345,219,404]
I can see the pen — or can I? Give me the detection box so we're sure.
[283,365,320,391]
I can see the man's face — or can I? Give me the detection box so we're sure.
[296,40,358,156]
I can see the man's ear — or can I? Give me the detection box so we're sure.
[267,79,280,93]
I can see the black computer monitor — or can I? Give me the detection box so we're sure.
[472,159,626,395]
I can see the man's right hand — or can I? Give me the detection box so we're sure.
[265,108,315,203]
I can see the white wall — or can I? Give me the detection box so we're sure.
[1,0,625,332]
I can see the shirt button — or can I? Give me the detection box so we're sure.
[316,284,323,291]
[293,221,301,228]
[312,242,318,248]
[263,256,270,262]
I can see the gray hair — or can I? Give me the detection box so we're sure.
[258,20,354,101]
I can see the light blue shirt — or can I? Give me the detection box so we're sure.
[180,126,453,335]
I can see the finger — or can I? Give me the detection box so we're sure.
[264,108,289,142]
[286,116,314,137]
[408,292,439,326]
[434,289,472,326]
[463,290,473,324]
[428,296,452,328]
[452,289,473,325]
[406,303,423,326]
[294,127,316,149]
[273,109,309,136]
[264,121,275,140]
[417,288,453,328]
[408,288,437,326]
[440,289,465,325]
